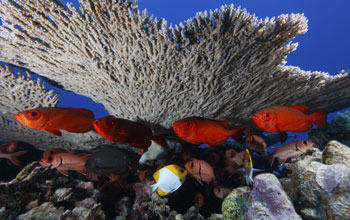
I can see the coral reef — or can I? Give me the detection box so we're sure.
[309,111,350,149]
[282,140,350,220]
[221,186,250,220]
[0,0,349,134]
[0,162,105,219]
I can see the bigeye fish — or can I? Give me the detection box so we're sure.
[39,152,91,176]
[92,116,154,149]
[150,164,187,196]
[266,140,314,166]
[185,159,215,186]
[173,116,245,146]
[252,105,326,133]
[13,107,94,136]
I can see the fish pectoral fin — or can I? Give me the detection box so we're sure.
[45,129,62,136]
[195,177,204,186]
[58,168,69,176]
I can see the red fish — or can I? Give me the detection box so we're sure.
[173,117,245,146]
[39,152,91,175]
[185,159,215,186]
[246,134,268,153]
[42,148,74,158]
[0,141,18,153]
[92,116,155,149]
[252,105,326,133]
[0,149,27,167]
[266,140,314,166]
[213,186,233,199]
[13,107,94,136]
[222,149,245,177]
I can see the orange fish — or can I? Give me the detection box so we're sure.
[39,152,91,175]
[13,107,95,136]
[173,117,245,146]
[252,105,326,133]
[93,116,154,149]
[266,140,314,166]
[185,159,215,186]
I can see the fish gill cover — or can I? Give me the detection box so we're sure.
[0,0,349,150]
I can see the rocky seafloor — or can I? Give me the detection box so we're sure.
[1,112,350,220]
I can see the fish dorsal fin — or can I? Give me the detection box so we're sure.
[60,108,94,118]
[214,120,229,129]
[285,105,309,113]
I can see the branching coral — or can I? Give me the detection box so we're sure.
[0,65,59,119]
[0,0,349,131]
[0,66,112,150]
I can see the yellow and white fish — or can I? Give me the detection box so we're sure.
[150,164,187,196]
[243,148,253,186]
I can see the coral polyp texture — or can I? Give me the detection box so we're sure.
[0,0,349,130]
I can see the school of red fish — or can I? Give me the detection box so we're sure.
[6,105,326,203]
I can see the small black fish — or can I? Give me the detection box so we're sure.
[85,146,139,176]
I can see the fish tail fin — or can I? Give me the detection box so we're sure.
[7,150,28,167]
[150,183,158,192]
[229,127,245,144]
[264,154,275,167]
[311,111,327,128]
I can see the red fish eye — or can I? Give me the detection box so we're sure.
[303,141,307,145]
[185,121,192,128]
[105,119,115,128]
[264,112,272,121]
[190,161,194,167]
[27,111,40,119]
[47,156,53,162]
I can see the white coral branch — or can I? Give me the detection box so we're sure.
[0,65,59,119]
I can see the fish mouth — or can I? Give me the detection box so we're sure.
[172,122,182,135]
[92,120,102,131]
[13,113,24,125]
[251,115,260,125]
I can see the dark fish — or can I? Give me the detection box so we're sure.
[85,146,139,176]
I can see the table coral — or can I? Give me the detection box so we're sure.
[0,0,349,133]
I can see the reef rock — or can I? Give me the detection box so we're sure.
[221,186,250,220]
[309,111,350,149]
[247,173,301,220]
[322,140,350,166]
[283,142,350,220]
